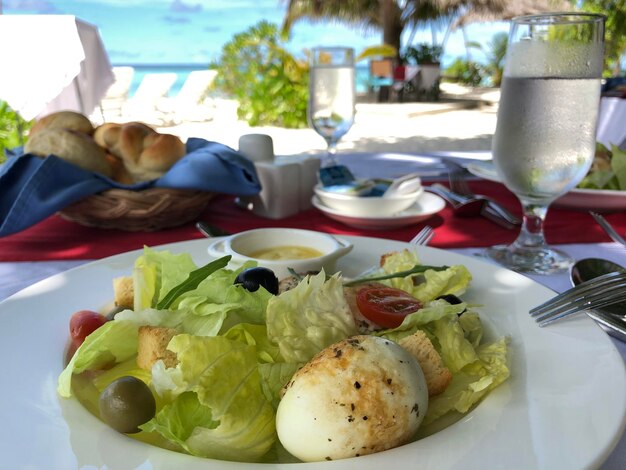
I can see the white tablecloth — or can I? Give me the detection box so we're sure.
[0,15,114,120]
[597,97,626,149]
[0,242,624,469]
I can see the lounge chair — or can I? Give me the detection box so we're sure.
[121,72,178,124]
[97,66,135,121]
[157,69,218,125]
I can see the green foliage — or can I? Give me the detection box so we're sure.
[211,21,309,128]
[467,32,508,87]
[402,43,443,65]
[580,1,626,76]
[482,32,508,87]
[444,59,485,87]
[0,100,32,164]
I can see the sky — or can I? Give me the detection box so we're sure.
[1,0,509,67]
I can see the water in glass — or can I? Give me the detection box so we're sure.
[308,47,355,163]
[486,13,605,274]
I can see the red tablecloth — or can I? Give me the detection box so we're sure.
[0,181,622,261]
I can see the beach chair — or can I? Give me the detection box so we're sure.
[98,66,135,120]
[157,69,218,125]
[369,59,394,102]
[121,72,177,124]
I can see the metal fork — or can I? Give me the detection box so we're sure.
[445,161,521,226]
[529,271,626,326]
[410,225,434,246]
[353,226,434,279]
[590,211,626,245]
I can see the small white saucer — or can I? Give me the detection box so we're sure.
[312,193,446,230]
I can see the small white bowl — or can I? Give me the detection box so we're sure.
[207,228,353,279]
[314,184,423,217]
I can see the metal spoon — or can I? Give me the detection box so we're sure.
[570,257,626,342]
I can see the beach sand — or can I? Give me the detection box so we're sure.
[154,86,499,156]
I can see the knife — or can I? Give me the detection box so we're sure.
[426,184,518,229]
[444,160,521,227]
[587,309,626,343]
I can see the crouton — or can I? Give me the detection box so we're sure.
[136,326,179,370]
[113,276,134,309]
[398,330,452,396]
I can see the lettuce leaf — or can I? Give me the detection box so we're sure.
[378,250,472,302]
[258,362,302,410]
[144,334,276,462]
[57,320,139,397]
[133,247,198,310]
[612,144,626,190]
[377,298,509,425]
[266,271,357,363]
[223,323,281,364]
[578,144,626,190]
[424,336,510,424]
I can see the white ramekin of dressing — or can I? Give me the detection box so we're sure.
[206,228,353,279]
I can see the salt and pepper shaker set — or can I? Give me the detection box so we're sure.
[236,134,321,219]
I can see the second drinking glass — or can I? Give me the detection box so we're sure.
[308,46,356,167]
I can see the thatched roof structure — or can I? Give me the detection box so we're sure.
[452,0,574,29]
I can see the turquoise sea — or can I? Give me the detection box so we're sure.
[5,0,508,96]
[125,63,372,96]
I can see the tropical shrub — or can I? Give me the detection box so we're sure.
[0,100,31,163]
[444,59,485,87]
[467,32,508,87]
[211,21,309,128]
[402,43,443,65]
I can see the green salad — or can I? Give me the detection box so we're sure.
[57,247,510,463]
[578,143,626,190]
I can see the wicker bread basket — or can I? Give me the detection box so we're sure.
[58,188,215,231]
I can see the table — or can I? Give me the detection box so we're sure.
[0,151,624,467]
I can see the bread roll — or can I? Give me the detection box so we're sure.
[25,128,113,177]
[30,111,95,137]
[105,153,135,185]
[94,122,185,182]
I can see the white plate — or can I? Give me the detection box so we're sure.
[467,161,626,211]
[312,193,446,230]
[1,237,625,469]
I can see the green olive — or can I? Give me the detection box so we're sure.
[99,376,156,434]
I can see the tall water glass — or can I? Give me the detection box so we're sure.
[308,46,356,164]
[485,13,605,274]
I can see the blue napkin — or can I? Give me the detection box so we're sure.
[0,138,261,236]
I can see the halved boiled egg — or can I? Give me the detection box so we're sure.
[276,335,428,462]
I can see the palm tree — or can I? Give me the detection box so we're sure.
[281,1,468,59]
[280,0,571,59]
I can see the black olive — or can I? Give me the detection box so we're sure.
[436,294,466,315]
[234,267,279,295]
[99,376,156,434]
[435,294,463,305]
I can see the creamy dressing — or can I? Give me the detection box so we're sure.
[249,246,323,260]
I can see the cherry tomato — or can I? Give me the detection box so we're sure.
[69,310,107,344]
[356,286,423,328]
[65,339,81,363]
